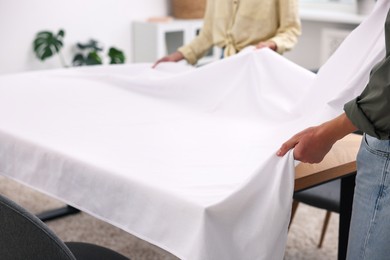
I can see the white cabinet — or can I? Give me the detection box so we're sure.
[284,8,366,70]
[132,20,221,65]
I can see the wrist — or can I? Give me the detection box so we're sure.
[319,113,358,142]
[172,51,184,61]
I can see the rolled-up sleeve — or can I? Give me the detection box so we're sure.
[178,0,215,65]
[344,56,390,140]
[345,8,390,140]
[269,0,301,54]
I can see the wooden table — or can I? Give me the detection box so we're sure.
[294,133,362,260]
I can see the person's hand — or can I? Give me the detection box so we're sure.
[276,125,336,163]
[152,51,184,68]
[277,113,357,163]
[255,41,277,51]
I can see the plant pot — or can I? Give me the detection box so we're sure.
[171,0,206,19]
[356,0,376,15]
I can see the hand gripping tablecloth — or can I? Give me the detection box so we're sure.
[0,1,388,259]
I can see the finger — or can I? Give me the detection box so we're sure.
[292,145,304,162]
[152,60,161,69]
[276,137,299,156]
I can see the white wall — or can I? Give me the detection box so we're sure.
[0,0,371,75]
[0,0,170,75]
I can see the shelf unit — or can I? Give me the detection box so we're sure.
[132,19,221,65]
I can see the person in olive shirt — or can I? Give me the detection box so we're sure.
[153,0,301,67]
[277,8,390,260]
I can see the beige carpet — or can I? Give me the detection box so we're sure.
[0,176,338,259]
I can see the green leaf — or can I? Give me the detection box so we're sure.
[108,47,125,64]
[85,51,102,65]
[41,48,54,60]
[33,29,65,61]
[58,30,65,37]
[77,39,103,52]
[72,53,86,66]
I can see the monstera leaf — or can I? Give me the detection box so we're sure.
[32,30,126,67]
[33,29,65,61]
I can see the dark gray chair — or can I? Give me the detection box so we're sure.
[290,179,340,248]
[0,193,130,260]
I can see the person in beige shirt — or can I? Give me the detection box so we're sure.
[153,0,301,67]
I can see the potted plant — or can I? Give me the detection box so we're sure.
[33,29,126,67]
[33,29,67,67]
[72,39,125,66]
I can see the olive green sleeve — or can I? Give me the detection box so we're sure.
[344,56,390,140]
[344,9,390,140]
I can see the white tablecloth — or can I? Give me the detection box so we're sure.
[0,1,388,259]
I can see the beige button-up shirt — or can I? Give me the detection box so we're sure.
[178,0,301,64]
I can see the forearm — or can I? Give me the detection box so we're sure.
[178,34,214,65]
[178,0,215,65]
[318,113,358,144]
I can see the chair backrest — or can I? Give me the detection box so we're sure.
[0,193,76,260]
[293,179,340,213]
